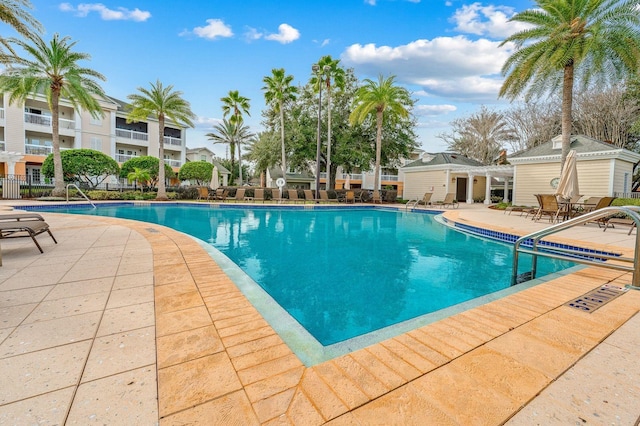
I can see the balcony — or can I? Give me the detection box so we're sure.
[116,128,149,142]
[24,112,75,130]
[164,135,182,146]
[164,159,181,167]
[0,108,5,122]
[0,141,5,151]
[116,154,138,163]
[381,174,399,182]
[25,143,52,156]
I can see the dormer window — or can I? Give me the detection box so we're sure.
[552,135,563,149]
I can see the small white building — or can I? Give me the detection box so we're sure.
[509,135,640,206]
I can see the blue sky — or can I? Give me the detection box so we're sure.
[24,0,534,157]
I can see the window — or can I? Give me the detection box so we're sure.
[200,155,207,161]
[90,137,102,150]
[624,172,630,194]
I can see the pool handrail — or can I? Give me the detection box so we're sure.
[511,206,640,289]
[66,183,96,209]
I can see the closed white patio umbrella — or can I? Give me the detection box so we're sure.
[210,166,220,190]
[555,150,579,200]
[344,174,351,190]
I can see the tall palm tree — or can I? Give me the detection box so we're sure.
[349,75,411,200]
[0,0,43,54]
[127,80,195,200]
[500,0,640,171]
[310,55,345,189]
[0,33,106,197]
[262,68,297,184]
[221,90,250,185]
[206,119,253,185]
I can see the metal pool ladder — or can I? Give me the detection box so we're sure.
[511,206,640,289]
[66,184,96,209]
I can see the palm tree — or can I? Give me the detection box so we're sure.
[499,0,640,171]
[262,68,297,183]
[127,80,195,200]
[0,0,43,54]
[310,55,345,189]
[127,167,151,192]
[349,75,411,200]
[221,90,251,185]
[0,33,106,197]
[206,119,253,185]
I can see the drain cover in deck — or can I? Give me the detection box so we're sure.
[565,285,628,313]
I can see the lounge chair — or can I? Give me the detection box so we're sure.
[434,193,458,209]
[233,188,246,203]
[212,188,227,201]
[304,190,316,203]
[407,192,433,209]
[254,188,265,203]
[319,190,338,203]
[288,189,302,204]
[604,217,636,235]
[0,213,57,253]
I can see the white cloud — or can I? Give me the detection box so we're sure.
[264,23,300,44]
[194,116,222,130]
[415,104,457,116]
[450,3,530,39]
[244,27,263,42]
[365,0,376,5]
[59,3,151,21]
[190,19,233,40]
[342,35,512,102]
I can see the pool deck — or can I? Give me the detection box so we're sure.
[0,201,639,425]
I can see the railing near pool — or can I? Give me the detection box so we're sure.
[512,206,640,289]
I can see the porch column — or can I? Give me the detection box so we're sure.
[466,174,475,204]
[503,177,510,203]
[484,173,492,204]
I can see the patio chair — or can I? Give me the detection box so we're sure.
[287,189,302,204]
[434,193,458,209]
[233,188,246,203]
[371,192,382,204]
[212,188,227,201]
[254,188,265,203]
[319,190,338,203]
[535,194,563,223]
[304,190,316,203]
[0,213,57,253]
[196,187,210,201]
[345,190,355,204]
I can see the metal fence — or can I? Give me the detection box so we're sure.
[614,192,640,199]
[0,175,143,199]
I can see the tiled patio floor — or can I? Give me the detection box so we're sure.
[0,204,638,425]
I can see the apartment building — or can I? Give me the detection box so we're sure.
[0,92,187,183]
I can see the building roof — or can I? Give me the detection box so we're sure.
[510,134,621,158]
[402,152,484,169]
[268,168,315,181]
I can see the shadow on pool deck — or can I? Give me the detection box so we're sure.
[0,202,638,424]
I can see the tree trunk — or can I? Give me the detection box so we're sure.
[373,109,383,200]
[237,141,243,186]
[561,63,575,173]
[51,91,65,197]
[280,101,286,183]
[326,86,333,190]
[156,115,168,200]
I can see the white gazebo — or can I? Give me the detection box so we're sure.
[455,165,514,204]
[0,151,25,199]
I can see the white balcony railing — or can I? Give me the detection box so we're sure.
[381,174,399,182]
[116,128,149,141]
[164,159,181,167]
[116,154,138,163]
[24,112,75,130]
[163,135,182,146]
[25,143,52,156]
[0,141,5,151]
[0,108,5,120]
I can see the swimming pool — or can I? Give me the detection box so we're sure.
[39,203,573,349]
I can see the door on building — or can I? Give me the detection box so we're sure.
[456,177,467,202]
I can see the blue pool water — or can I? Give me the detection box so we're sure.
[39,204,575,346]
